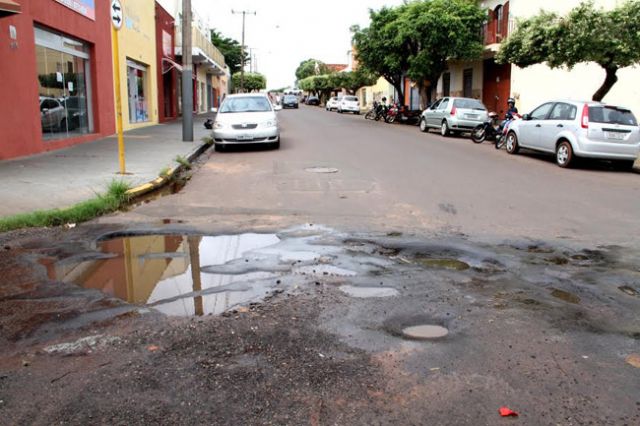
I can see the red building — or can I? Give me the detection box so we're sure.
[0,0,115,160]
[155,2,177,123]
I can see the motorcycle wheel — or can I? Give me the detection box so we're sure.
[365,110,375,120]
[374,114,381,121]
[386,115,396,124]
[495,135,506,149]
[471,125,486,143]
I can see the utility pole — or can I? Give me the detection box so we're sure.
[181,0,193,141]
[232,9,256,93]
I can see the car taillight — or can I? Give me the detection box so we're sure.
[581,104,589,129]
[451,107,457,116]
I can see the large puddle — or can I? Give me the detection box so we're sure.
[54,233,284,317]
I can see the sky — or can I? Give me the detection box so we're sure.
[192,0,405,90]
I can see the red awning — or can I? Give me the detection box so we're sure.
[0,0,21,17]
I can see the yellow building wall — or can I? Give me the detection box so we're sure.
[112,0,158,131]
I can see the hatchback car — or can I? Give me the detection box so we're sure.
[306,96,320,106]
[212,93,281,151]
[40,96,66,131]
[326,97,340,111]
[282,94,299,109]
[505,100,640,169]
[420,97,488,136]
[338,96,360,114]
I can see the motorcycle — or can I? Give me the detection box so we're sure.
[470,112,519,148]
[364,101,387,121]
[384,102,399,123]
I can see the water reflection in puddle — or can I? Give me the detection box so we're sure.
[55,233,281,317]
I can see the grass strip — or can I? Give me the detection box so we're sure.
[0,180,131,232]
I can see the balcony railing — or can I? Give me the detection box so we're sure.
[482,18,517,45]
[175,25,226,70]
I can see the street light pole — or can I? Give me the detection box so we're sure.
[232,9,255,93]
[181,0,193,141]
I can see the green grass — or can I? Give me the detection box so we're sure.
[174,155,192,170]
[201,136,214,145]
[0,180,131,232]
[158,166,172,178]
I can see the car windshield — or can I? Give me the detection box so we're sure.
[589,106,638,126]
[284,96,296,101]
[220,96,272,113]
[345,96,358,102]
[453,99,486,110]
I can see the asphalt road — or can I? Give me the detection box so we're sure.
[121,104,640,247]
[2,104,640,425]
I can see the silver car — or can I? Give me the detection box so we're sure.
[420,97,489,136]
[505,100,640,169]
[213,93,281,151]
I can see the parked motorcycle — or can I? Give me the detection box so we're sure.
[364,101,387,121]
[470,112,519,148]
[384,102,400,123]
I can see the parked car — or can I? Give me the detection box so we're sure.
[212,93,281,151]
[306,96,320,106]
[282,94,299,109]
[338,96,360,114]
[326,97,340,111]
[505,100,640,169]
[419,97,488,136]
[39,96,66,131]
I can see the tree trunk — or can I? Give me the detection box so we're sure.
[592,66,618,102]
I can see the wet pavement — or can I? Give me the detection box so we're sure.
[1,223,639,424]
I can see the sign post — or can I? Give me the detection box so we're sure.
[111,0,126,175]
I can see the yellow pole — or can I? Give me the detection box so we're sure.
[112,26,126,174]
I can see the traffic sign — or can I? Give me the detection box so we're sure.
[111,0,123,30]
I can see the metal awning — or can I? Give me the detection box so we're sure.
[0,0,21,17]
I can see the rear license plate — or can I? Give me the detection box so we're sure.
[605,132,625,140]
[236,134,254,141]
[465,114,478,119]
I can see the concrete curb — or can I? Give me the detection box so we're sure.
[125,142,211,199]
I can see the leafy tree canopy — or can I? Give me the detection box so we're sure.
[352,0,485,105]
[231,72,266,92]
[210,29,249,75]
[497,1,640,101]
[295,59,331,81]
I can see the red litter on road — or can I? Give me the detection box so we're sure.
[499,406,519,417]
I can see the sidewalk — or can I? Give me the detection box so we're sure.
[0,113,214,217]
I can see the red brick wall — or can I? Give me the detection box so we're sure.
[0,0,115,160]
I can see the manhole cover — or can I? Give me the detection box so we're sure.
[305,167,339,174]
[402,325,449,340]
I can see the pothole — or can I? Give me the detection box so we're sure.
[339,285,399,298]
[402,325,449,340]
[305,167,339,174]
[415,258,470,271]
[551,288,581,304]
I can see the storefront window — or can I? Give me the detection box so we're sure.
[35,27,92,140]
[127,60,149,123]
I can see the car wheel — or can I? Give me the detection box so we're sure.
[506,131,520,154]
[440,120,450,137]
[272,139,280,150]
[556,141,574,168]
[338,109,343,114]
[419,118,428,133]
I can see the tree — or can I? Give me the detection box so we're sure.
[210,29,249,75]
[298,75,334,103]
[295,59,331,81]
[352,6,408,102]
[338,68,379,95]
[497,1,640,102]
[399,0,485,106]
[232,72,266,92]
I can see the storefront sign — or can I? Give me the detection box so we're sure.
[55,0,95,21]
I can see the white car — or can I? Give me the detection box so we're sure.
[326,97,340,111]
[505,100,640,169]
[212,93,281,151]
[40,96,66,131]
[338,96,360,114]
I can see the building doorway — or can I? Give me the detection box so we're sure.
[483,58,511,115]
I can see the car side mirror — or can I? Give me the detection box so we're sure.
[212,107,218,113]
[274,104,283,111]
[522,113,531,121]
